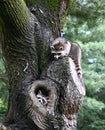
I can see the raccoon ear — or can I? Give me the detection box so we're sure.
[66,41,70,44]
[38,90,42,95]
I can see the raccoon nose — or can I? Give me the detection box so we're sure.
[57,53,61,55]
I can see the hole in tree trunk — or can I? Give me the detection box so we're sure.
[35,86,50,106]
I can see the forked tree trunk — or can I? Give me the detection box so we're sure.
[0,0,85,130]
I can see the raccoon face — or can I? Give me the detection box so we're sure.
[50,38,71,59]
[51,44,64,59]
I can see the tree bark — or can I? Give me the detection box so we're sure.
[0,0,85,130]
[0,0,38,123]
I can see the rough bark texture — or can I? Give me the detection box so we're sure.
[0,0,38,123]
[0,0,85,130]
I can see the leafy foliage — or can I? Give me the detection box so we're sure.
[75,41,105,130]
[80,41,105,96]
[0,51,8,121]
[0,81,8,121]
[0,99,7,121]
[62,0,105,130]
[77,97,105,130]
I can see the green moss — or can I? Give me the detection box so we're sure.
[61,0,75,24]
[0,0,30,34]
[44,0,59,11]
[24,0,36,6]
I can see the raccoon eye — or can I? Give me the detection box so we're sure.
[59,46,63,50]
[50,46,54,50]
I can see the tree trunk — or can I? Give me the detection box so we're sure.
[0,0,85,130]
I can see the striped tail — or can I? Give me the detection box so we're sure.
[73,59,82,78]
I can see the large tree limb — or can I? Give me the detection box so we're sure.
[0,57,85,130]
[0,0,38,123]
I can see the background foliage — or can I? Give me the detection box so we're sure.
[0,50,8,121]
[0,0,105,129]
[62,0,105,129]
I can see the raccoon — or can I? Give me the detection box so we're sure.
[50,37,82,77]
